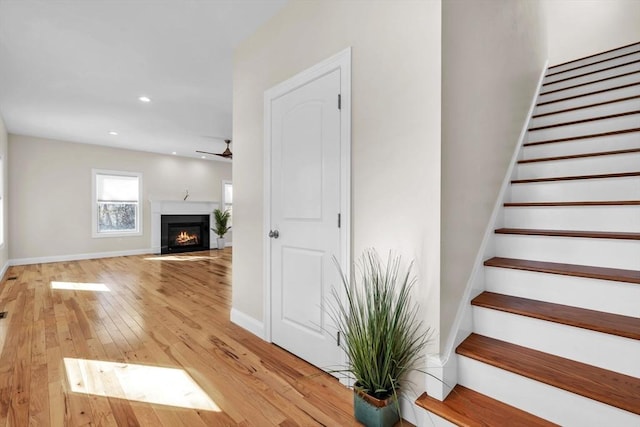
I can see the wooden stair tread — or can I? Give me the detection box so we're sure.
[518,147,640,163]
[484,256,640,284]
[512,171,640,184]
[433,45,640,424]
[472,291,640,340]
[456,334,640,415]
[543,59,640,87]
[528,110,640,131]
[415,385,557,427]
[540,69,640,96]
[504,200,640,207]
[547,42,640,73]
[495,227,640,240]
[537,82,640,107]
[524,128,640,147]
[532,95,640,118]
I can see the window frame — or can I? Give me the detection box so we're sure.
[91,169,143,238]
[221,180,232,226]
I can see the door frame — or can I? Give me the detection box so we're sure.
[263,47,352,346]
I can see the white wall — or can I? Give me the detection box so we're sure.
[0,115,8,275]
[544,0,640,65]
[233,0,441,346]
[9,135,231,261]
[440,0,547,350]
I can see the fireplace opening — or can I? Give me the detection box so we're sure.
[161,214,210,254]
[169,224,201,247]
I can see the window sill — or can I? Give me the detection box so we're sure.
[92,231,142,239]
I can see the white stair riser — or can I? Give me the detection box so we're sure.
[510,177,640,202]
[414,411,455,427]
[522,132,640,159]
[543,61,640,92]
[473,307,640,377]
[538,73,640,104]
[547,46,640,77]
[535,84,640,116]
[444,49,640,427]
[516,152,640,179]
[527,114,640,142]
[530,97,640,128]
[457,356,640,427]
[494,234,640,270]
[546,51,640,83]
[485,267,640,317]
[503,205,640,233]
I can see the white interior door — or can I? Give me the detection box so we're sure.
[269,68,343,370]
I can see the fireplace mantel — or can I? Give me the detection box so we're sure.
[150,200,220,253]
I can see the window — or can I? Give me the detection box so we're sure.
[222,181,232,226]
[92,170,142,237]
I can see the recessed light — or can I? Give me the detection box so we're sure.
[108,131,118,136]
[171,151,177,155]
[138,96,151,103]
[201,155,206,159]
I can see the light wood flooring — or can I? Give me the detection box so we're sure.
[0,249,369,426]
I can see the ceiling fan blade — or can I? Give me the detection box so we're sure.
[201,135,229,141]
[197,139,232,159]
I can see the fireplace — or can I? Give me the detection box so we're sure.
[161,214,210,254]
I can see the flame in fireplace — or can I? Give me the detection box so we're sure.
[175,231,199,246]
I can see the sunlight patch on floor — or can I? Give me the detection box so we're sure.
[51,281,111,292]
[64,358,220,411]
[144,255,216,262]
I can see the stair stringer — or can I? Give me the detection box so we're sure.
[424,61,549,401]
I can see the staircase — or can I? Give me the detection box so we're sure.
[417,42,640,425]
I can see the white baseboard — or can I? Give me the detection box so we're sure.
[9,248,154,266]
[230,307,265,340]
[425,354,457,401]
[398,391,420,426]
[420,408,457,427]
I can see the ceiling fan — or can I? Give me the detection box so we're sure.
[197,139,232,159]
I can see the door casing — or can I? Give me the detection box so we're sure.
[263,48,351,360]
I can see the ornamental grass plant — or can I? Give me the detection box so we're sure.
[329,249,430,400]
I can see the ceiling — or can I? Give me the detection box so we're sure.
[0,0,287,161]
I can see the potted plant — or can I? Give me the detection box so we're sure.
[329,250,430,427]
[212,208,231,249]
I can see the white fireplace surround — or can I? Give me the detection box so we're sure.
[150,200,220,253]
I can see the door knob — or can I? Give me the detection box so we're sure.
[268,229,280,239]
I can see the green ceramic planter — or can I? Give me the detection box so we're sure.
[353,389,399,427]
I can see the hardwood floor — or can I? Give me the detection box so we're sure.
[0,249,365,426]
